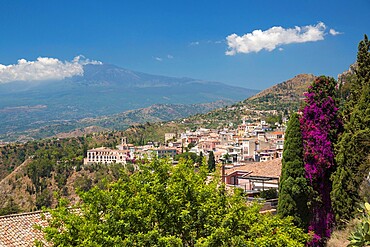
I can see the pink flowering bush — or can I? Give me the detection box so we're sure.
[300,76,341,246]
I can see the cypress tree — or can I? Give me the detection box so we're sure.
[331,35,370,224]
[278,113,309,229]
[208,151,216,172]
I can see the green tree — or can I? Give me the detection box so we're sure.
[207,151,216,172]
[197,151,204,166]
[277,113,310,229]
[331,35,370,225]
[222,153,231,164]
[40,158,310,246]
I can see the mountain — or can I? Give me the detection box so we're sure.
[0,64,258,142]
[1,101,230,141]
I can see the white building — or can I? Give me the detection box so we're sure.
[84,147,128,165]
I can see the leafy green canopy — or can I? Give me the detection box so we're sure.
[331,35,370,225]
[40,158,309,246]
[278,113,309,229]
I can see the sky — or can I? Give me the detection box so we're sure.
[0,0,369,89]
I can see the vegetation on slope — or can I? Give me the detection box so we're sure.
[39,158,310,246]
[184,74,316,129]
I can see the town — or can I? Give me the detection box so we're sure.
[84,116,286,199]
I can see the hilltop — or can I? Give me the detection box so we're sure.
[183,74,316,129]
[246,74,315,111]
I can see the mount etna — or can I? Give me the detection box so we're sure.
[0,63,258,142]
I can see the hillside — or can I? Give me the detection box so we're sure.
[52,74,316,139]
[0,63,258,142]
[0,122,187,213]
[0,101,230,142]
[246,74,316,111]
[182,74,316,129]
[0,73,316,213]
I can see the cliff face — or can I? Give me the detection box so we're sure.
[338,63,357,85]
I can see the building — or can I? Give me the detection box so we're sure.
[84,147,128,165]
[165,133,177,143]
[152,147,177,159]
[223,158,282,193]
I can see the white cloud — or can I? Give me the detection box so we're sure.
[329,28,342,36]
[190,41,200,46]
[154,57,163,62]
[226,22,332,55]
[167,54,174,59]
[0,55,102,83]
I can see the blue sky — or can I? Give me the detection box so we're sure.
[0,0,369,89]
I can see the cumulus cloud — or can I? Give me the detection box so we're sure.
[0,55,102,83]
[167,54,174,59]
[154,57,163,62]
[226,22,339,55]
[189,41,200,46]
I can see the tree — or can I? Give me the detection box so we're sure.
[197,151,204,166]
[222,153,232,164]
[278,113,310,229]
[174,152,198,163]
[331,35,370,225]
[300,76,342,246]
[40,158,310,246]
[207,151,216,172]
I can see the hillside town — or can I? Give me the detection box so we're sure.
[85,117,286,166]
[84,117,287,197]
[85,117,285,163]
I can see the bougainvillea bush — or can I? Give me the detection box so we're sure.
[300,76,342,246]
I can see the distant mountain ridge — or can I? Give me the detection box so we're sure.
[0,63,258,142]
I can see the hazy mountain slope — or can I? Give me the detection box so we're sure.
[0,64,258,142]
[0,101,231,142]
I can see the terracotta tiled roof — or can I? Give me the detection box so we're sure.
[0,211,51,247]
[225,158,282,178]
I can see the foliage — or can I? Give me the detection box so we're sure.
[278,113,309,229]
[36,189,52,210]
[174,152,198,163]
[331,35,370,226]
[265,114,283,126]
[207,151,216,172]
[300,76,341,245]
[40,158,310,246]
[260,188,278,200]
[0,198,20,216]
[348,202,370,246]
[197,151,204,165]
